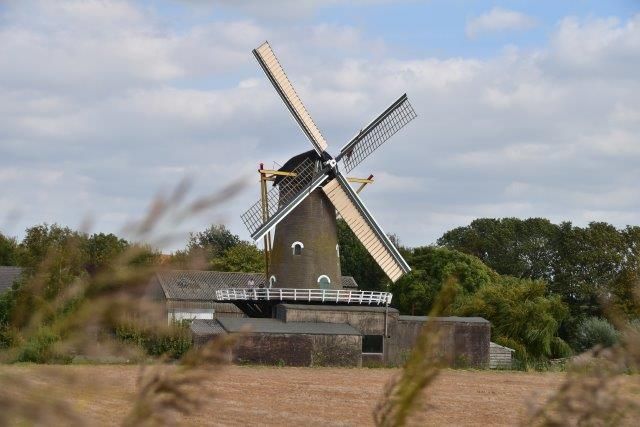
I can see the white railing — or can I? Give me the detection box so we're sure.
[215,288,392,306]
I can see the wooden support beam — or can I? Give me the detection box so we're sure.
[356,174,374,194]
[258,169,297,177]
[347,177,374,184]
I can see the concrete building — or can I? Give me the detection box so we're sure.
[191,303,490,368]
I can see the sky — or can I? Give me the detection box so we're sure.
[1,0,639,251]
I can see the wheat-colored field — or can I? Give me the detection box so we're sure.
[1,364,584,426]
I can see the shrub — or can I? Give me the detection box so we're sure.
[115,320,192,359]
[15,326,70,363]
[574,317,619,352]
[452,276,569,364]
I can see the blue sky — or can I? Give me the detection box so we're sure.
[1,0,639,250]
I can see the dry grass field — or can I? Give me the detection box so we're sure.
[0,364,585,426]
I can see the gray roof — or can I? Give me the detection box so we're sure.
[191,319,227,336]
[398,315,489,324]
[156,270,358,301]
[0,266,23,294]
[217,317,360,336]
[490,341,515,352]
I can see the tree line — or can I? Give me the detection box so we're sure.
[2,217,638,366]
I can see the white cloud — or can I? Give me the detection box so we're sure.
[1,1,639,250]
[466,7,537,38]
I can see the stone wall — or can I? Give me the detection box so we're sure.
[276,305,490,368]
[232,333,361,367]
[386,317,490,368]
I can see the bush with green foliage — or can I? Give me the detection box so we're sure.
[15,326,71,363]
[394,246,496,315]
[452,276,571,364]
[0,232,20,266]
[210,241,263,273]
[187,224,241,262]
[573,317,619,352]
[438,218,640,333]
[115,320,192,359]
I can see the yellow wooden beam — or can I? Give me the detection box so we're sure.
[347,177,374,184]
[259,169,297,177]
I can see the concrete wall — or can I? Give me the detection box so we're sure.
[276,305,397,367]
[276,305,490,368]
[193,305,490,368]
[232,333,361,367]
[276,304,397,335]
[386,318,490,368]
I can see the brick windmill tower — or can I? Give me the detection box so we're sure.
[221,42,416,315]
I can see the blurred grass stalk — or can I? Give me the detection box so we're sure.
[0,178,245,425]
[374,277,458,427]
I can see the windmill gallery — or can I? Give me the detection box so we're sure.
[154,42,492,367]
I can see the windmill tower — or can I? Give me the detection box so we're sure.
[222,41,416,315]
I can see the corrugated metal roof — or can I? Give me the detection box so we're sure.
[490,341,515,352]
[191,319,227,336]
[217,317,360,336]
[398,315,489,324]
[156,270,358,301]
[0,266,23,294]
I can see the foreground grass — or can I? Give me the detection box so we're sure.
[0,364,580,426]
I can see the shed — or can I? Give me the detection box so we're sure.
[0,266,23,294]
[489,341,515,369]
[148,270,359,322]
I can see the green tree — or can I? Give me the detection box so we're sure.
[18,223,86,270]
[84,233,129,274]
[553,222,630,319]
[0,232,20,266]
[438,218,640,341]
[210,242,263,273]
[452,276,571,363]
[187,224,240,263]
[437,217,559,282]
[393,246,495,315]
[337,219,386,291]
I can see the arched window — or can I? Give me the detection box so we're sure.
[291,241,304,256]
[269,275,276,288]
[317,275,331,289]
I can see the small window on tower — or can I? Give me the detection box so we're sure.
[291,241,304,256]
[317,275,331,289]
[269,275,276,288]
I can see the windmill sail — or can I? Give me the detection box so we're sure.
[253,41,328,155]
[241,157,328,240]
[337,94,416,173]
[322,173,411,282]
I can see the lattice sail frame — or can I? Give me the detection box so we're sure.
[241,158,325,239]
[338,94,417,173]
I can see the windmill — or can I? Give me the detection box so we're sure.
[222,41,416,313]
